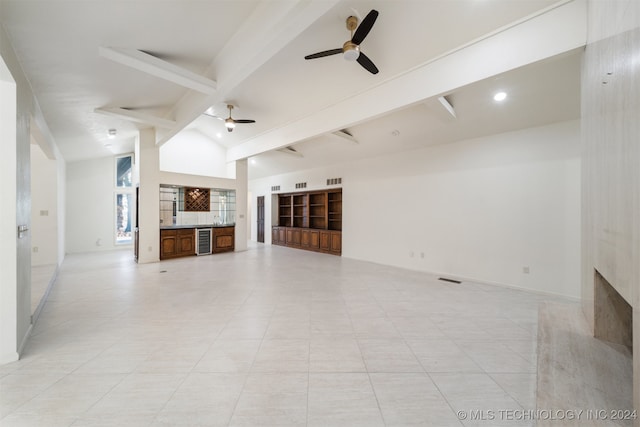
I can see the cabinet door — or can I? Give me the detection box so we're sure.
[177,229,195,255]
[286,228,301,246]
[319,231,330,251]
[330,231,342,254]
[161,234,178,259]
[301,229,310,248]
[278,228,286,243]
[309,230,320,250]
[272,227,280,245]
[213,227,235,253]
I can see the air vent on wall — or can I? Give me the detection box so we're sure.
[295,182,307,189]
[271,185,281,192]
[327,178,342,186]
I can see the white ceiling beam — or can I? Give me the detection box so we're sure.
[155,0,341,147]
[422,95,457,123]
[330,130,359,144]
[227,0,587,161]
[437,96,457,119]
[94,107,177,129]
[29,115,56,159]
[276,147,304,158]
[99,47,217,95]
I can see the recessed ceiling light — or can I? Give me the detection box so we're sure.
[107,128,117,139]
[493,91,507,102]
[391,129,400,137]
[216,132,222,139]
[250,159,256,165]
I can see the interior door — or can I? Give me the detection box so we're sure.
[257,196,265,243]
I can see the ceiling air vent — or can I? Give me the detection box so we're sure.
[295,182,307,189]
[271,185,281,192]
[327,178,342,186]
[438,277,461,284]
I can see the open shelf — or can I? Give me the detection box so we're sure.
[273,189,341,255]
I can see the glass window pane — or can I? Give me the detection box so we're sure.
[116,155,132,188]
[116,193,132,244]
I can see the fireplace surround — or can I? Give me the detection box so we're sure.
[594,270,633,351]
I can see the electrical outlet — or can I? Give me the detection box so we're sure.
[409,251,414,258]
[33,246,38,253]
[420,252,425,259]
[523,266,530,274]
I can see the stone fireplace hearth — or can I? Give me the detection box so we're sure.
[537,300,633,427]
[594,270,632,351]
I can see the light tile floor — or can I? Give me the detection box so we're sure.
[31,264,57,316]
[1,244,572,426]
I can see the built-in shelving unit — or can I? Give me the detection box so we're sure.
[328,191,342,231]
[273,189,342,255]
[308,192,326,230]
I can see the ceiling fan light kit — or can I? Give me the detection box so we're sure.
[342,42,360,61]
[203,104,256,133]
[304,9,380,74]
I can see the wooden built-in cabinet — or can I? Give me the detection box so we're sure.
[212,226,235,254]
[160,226,234,259]
[273,189,342,255]
[160,228,196,260]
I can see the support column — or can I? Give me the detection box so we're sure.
[0,56,18,363]
[235,159,248,252]
[136,128,160,263]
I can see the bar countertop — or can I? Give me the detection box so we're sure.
[160,224,235,230]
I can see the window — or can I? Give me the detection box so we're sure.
[116,193,132,244]
[115,154,134,244]
[116,155,132,188]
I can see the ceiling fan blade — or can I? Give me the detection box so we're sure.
[233,119,256,124]
[351,9,378,45]
[304,48,343,60]
[357,52,379,74]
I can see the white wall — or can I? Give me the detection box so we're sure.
[66,156,123,253]
[30,144,58,266]
[57,155,66,265]
[250,120,581,298]
[0,52,19,363]
[581,0,640,319]
[2,23,66,362]
[160,129,231,178]
[580,0,640,414]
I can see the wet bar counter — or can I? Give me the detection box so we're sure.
[159,225,235,260]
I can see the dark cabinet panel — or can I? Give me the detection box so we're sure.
[213,227,235,253]
[273,226,340,256]
[330,231,342,254]
[301,229,311,248]
[161,233,177,258]
[319,231,330,251]
[160,228,195,260]
[309,230,320,249]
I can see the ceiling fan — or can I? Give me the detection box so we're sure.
[304,9,379,74]
[203,104,256,132]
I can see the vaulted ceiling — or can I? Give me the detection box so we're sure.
[0,0,584,179]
